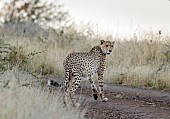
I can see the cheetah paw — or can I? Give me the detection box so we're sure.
[102,97,108,102]
[74,103,80,108]
[93,94,98,100]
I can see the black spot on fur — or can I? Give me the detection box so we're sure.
[50,80,60,87]
[53,82,60,87]
[50,80,54,85]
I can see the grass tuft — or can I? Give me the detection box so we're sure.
[0,69,85,119]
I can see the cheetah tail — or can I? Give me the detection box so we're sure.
[47,80,63,87]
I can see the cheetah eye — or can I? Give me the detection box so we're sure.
[106,45,108,47]
[111,45,113,47]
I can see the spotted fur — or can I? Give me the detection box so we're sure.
[48,40,115,107]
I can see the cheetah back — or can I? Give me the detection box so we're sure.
[64,52,101,78]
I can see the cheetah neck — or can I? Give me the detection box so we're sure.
[89,46,106,57]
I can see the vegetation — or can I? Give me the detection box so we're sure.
[0,22,170,90]
[0,0,169,118]
[0,0,71,29]
[0,1,86,118]
[0,69,85,119]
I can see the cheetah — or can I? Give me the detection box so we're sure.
[48,40,115,107]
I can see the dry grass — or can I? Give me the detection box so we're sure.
[0,22,170,90]
[106,37,170,89]
[0,69,85,119]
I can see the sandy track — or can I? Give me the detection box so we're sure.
[78,85,170,119]
[45,76,170,119]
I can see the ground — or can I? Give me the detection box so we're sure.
[46,76,170,119]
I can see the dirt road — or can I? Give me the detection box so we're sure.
[46,76,170,119]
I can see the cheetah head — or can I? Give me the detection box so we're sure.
[100,40,115,55]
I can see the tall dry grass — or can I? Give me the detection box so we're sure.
[0,22,170,90]
[106,36,170,89]
[0,68,85,119]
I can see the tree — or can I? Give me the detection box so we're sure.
[0,0,72,29]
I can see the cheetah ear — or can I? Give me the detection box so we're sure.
[100,40,105,45]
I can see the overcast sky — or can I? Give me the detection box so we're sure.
[59,0,170,37]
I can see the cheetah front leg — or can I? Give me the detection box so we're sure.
[97,73,108,102]
[89,78,98,100]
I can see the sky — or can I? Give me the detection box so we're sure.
[59,0,170,37]
[0,0,170,37]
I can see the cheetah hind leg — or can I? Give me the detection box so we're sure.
[63,69,70,107]
[69,92,80,107]
[69,73,81,107]
[63,92,68,107]
[63,82,70,107]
